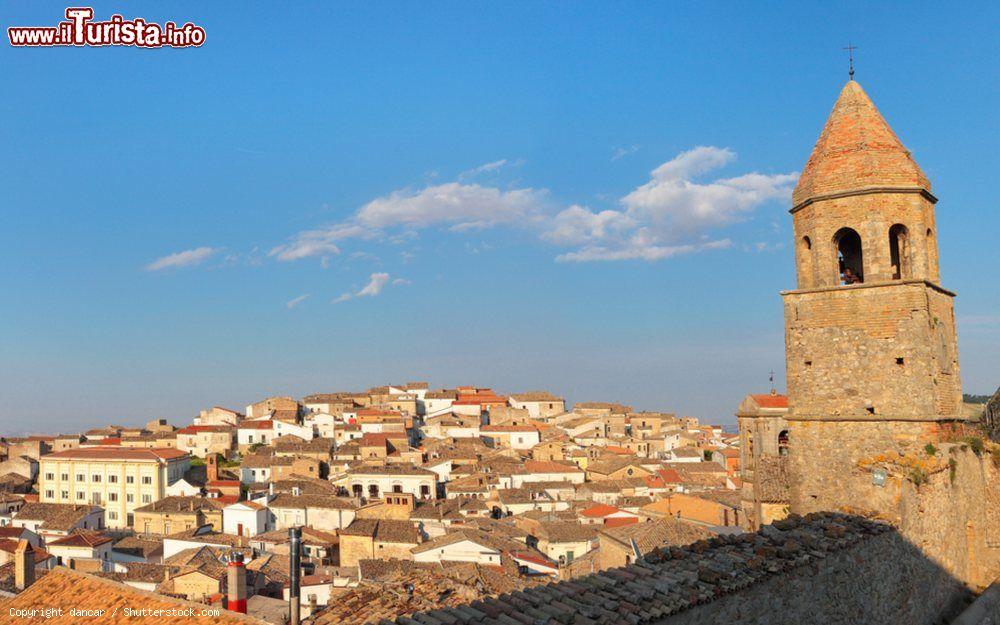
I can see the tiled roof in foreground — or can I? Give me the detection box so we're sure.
[356,512,890,625]
[0,567,264,625]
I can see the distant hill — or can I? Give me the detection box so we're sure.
[962,393,992,404]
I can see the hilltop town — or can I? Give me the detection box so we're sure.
[0,384,758,622]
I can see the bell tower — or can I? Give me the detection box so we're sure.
[783,80,964,512]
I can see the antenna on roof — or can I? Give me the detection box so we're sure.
[843,43,858,79]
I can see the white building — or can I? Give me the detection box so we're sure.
[480,425,540,450]
[223,501,270,537]
[237,420,275,449]
[335,465,438,500]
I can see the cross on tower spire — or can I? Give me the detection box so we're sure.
[769,370,776,395]
[843,43,858,79]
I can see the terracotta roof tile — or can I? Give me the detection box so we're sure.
[793,80,930,207]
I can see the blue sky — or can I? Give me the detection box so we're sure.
[2,2,997,433]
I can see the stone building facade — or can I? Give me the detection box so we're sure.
[736,392,790,530]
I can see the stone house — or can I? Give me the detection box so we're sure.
[480,425,541,451]
[132,496,225,534]
[246,396,299,420]
[511,460,586,487]
[266,493,357,531]
[593,519,713,572]
[12,502,105,541]
[508,392,566,419]
[175,425,234,459]
[45,529,114,570]
[641,492,743,529]
[337,464,438,500]
[194,406,243,427]
[338,518,421,567]
[525,521,598,565]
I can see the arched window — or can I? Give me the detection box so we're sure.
[778,430,790,457]
[834,228,864,285]
[889,224,909,280]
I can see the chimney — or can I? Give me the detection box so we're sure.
[226,552,247,614]
[14,540,35,591]
[289,527,302,625]
[207,454,219,482]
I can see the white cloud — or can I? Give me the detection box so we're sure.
[357,272,390,297]
[391,278,411,286]
[621,147,797,235]
[557,238,732,263]
[357,182,547,231]
[334,272,400,303]
[275,148,795,267]
[145,247,217,271]
[285,294,310,309]
[550,147,796,262]
[611,145,640,162]
[458,158,525,180]
[542,205,636,246]
[270,224,370,262]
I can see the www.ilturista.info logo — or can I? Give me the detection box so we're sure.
[8,7,206,48]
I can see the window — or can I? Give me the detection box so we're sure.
[77,474,85,482]
[76,492,85,500]
[834,227,864,284]
[126,494,134,503]
[889,224,909,280]
[92,475,101,483]
[108,493,118,502]
[126,476,134,484]
[61,474,69,481]
[778,430,790,457]
[108,511,117,520]
[45,490,54,499]
[92,493,101,505]
[108,475,118,483]
[142,494,151,503]
[141,476,152,485]
[61,491,69,500]
[45,473,54,481]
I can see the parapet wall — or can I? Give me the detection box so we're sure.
[665,527,968,625]
[789,420,1000,588]
[393,513,975,625]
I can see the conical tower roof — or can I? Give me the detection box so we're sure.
[792,80,930,207]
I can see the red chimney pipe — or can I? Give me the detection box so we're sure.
[226,552,247,614]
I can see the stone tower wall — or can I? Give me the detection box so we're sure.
[783,282,961,419]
